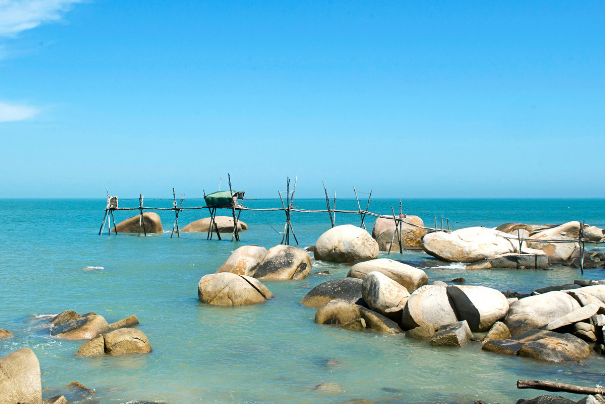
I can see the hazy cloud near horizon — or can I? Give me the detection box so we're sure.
[0,0,81,36]
[0,101,38,122]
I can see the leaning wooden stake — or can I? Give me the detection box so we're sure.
[360,190,372,229]
[354,186,364,229]
[517,379,605,395]
[228,173,240,242]
[138,194,147,237]
[392,207,403,254]
[580,220,585,274]
[333,192,337,226]
[322,182,334,228]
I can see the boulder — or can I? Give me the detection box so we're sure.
[466,253,549,270]
[358,307,402,334]
[430,320,472,347]
[573,322,597,342]
[575,285,605,303]
[372,214,427,251]
[0,329,13,339]
[401,285,457,330]
[250,245,311,280]
[76,334,105,357]
[0,348,42,404]
[504,291,581,335]
[51,313,109,340]
[300,278,362,308]
[361,271,410,318]
[517,396,577,404]
[544,303,600,331]
[49,310,79,327]
[422,227,541,263]
[315,299,362,327]
[44,395,68,404]
[314,225,379,263]
[527,221,581,264]
[406,325,436,341]
[108,315,139,330]
[113,212,163,234]
[198,273,274,306]
[495,223,527,233]
[181,216,248,233]
[104,328,152,355]
[446,285,509,332]
[584,226,603,242]
[482,321,511,342]
[347,259,428,291]
[216,245,267,275]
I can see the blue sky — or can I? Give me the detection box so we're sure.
[0,1,603,199]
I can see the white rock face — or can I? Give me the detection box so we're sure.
[347,259,428,291]
[198,273,274,306]
[216,245,267,276]
[0,348,42,404]
[361,271,410,317]
[527,221,581,263]
[422,227,542,263]
[584,225,603,242]
[447,285,509,332]
[314,225,379,263]
[401,285,458,330]
[575,285,605,303]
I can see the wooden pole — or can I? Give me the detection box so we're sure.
[361,190,372,229]
[99,210,108,235]
[323,182,334,228]
[138,194,147,237]
[446,218,450,231]
[517,229,523,253]
[171,188,178,239]
[110,210,117,234]
[288,176,299,245]
[441,214,444,230]
[354,186,364,229]
[392,207,403,254]
[228,173,240,242]
[278,190,288,245]
[580,220,585,274]
[517,380,605,395]
[434,217,437,232]
[333,192,337,226]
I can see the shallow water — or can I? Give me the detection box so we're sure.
[1,198,604,403]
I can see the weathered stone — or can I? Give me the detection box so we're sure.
[405,325,436,341]
[314,225,379,263]
[49,310,79,327]
[51,313,109,340]
[577,396,605,404]
[0,329,14,339]
[575,285,605,303]
[401,285,457,330]
[198,273,273,306]
[300,278,362,308]
[341,318,366,331]
[358,307,402,334]
[504,291,581,335]
[250,245,311,280]
[362,271,410,318]
[482,321,511,343]
[347,259,428,291]
[113,212,163,234]
[534,284,581,294]
[466,253,549,270]
[108,314,139,330]
[372,214,427,251]
[495,223,527,233]
[447,285,509,332]
[0,348,42,404]
[181,216,248,233]
[430,320,472,347]
[517,395,577,404]
[450,277,466,283]
[584,226,604,242]
[76,334,105,357]
[43,395,68,404]
[216,245,267,275]
[315,299,361,326]
[545,303,600,330]
[104,328,152,355]
[573,322,597,342]
[527,222,581,264]
[432,281,448,286]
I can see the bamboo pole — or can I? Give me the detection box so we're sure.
[354,186,364,229]
[517,379,605,395]
[333,192,337,226]
[580,220,585,274]
[392,207,403,254]
[361,190,372,229]
[289,176,299,245]
[138,194,147,237]
[228,174,240,242]
[278,190,288,245]
[322,182,334,228]
[99,210,108,235]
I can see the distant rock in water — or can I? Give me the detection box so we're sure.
[0,329,13,339]
[314,225,378,263]
[113,212,163,234]
[372,214,426,251]
[250,245,311,280]
[527,221,583,264]
[216,245,267,276]
[51,312,109,340]
[181,216,248,233]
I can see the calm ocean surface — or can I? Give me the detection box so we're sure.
[1,198,605,403]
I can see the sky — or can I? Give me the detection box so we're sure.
[0,0,603,199]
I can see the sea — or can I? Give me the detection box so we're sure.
[1,198,604,404]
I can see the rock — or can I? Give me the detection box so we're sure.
[358,307,402,334]
[432,281,448,286]
[575,285,605,303]
[49,310,79,327]
[406,325,436,341]
[76,334,105,356]
[314,225,379,263]
[43,395,68,404]
[198,273,274,306]
[361,271,410,318]
[0,329,14,339]
[341,318,366,331]
[315,299,361,326]
[215,245,267,276]
[495,223,527,233]
[527,221,581,264]
[504,291,581,335]
[507,297,519,305]
[430,320,472,347]
[577,396,605,404]
[108,314,139,330]
[347,258,428,291]
[446,285,509,332]
[104,328,152,355]
[482,321,511,342]
[113,212,163,234]
[0,348,42,404]
[51,313,109,340]
[372,214,427,251]
[584,226,603,242]
[450,278,466,283]
[250,245,312,280]
[544,303,600,330]
[422,227,541,263]
[517,396,577,404]
[312,382,342,393]
[483,329,591,362]
[401,285,457,330]
[573,322,597,342]
[466,252,549,270]
[181,216,248,233]
[300,278,362,308]
[534,284,580,294]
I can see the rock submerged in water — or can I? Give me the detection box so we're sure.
[181,216,248,233]
[347,258,428,291]
[250,245,312,280]
[0,348,42,404]
[216,245,267,276]
[300,278,362,308]
[430,320,472,347]
[314,299,402,334]
[0,329,14,339]
[76,334,105,357]
[198,272,274,306]
[371,214,427,251]
[104,328,152,355]
[51,312,109,340]
[314,225,379,263]
[113,212,163,234]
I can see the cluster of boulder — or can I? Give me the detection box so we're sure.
[112,213,248,234]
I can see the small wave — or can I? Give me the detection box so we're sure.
[34,314,55,319]
[83,266,104,271]
[428,262,467,270]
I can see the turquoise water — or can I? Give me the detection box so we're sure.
[1,198,604,403]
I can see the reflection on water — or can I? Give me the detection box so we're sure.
[0,198,604,403]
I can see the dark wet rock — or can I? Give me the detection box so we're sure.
[312,382,342,393]
[358,306,402,334]
[51,313,109,340]
[76,334,105,357]
[405,325,436,341]
[114,212,163,234]
[250,245,312,280]
[482,321,511,343]
[450,277,466,283]
[198,273,274,306]
[104,328,152,355]
[503,290,531,299]
[108,314,139,330]
[314,225,379,263]
[516,395,577,404]
[301,278,362,308]
[430,320,472,347]
[533,284,580,295]
[44,381,95,404]
[0,329,14,339]
[0,348,42,404]
[315,299,361,327]
[49,310,80,327]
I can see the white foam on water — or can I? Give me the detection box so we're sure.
[83,266,104,271]
[429,262,467,270]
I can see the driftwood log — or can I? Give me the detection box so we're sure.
[517,379,605,395]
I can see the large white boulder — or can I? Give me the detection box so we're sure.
[372,215,427,251]
[314,225,379,263]
[198,273,274,306]
[0,348,42,404]
[446,285,509,331]
[575,285,605,303]
[361,271,410,318]
[250,245,312,280]
[527,221,581,264]
[216,245,267,276]
[401,285,457,330]
[347,258,428,291]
